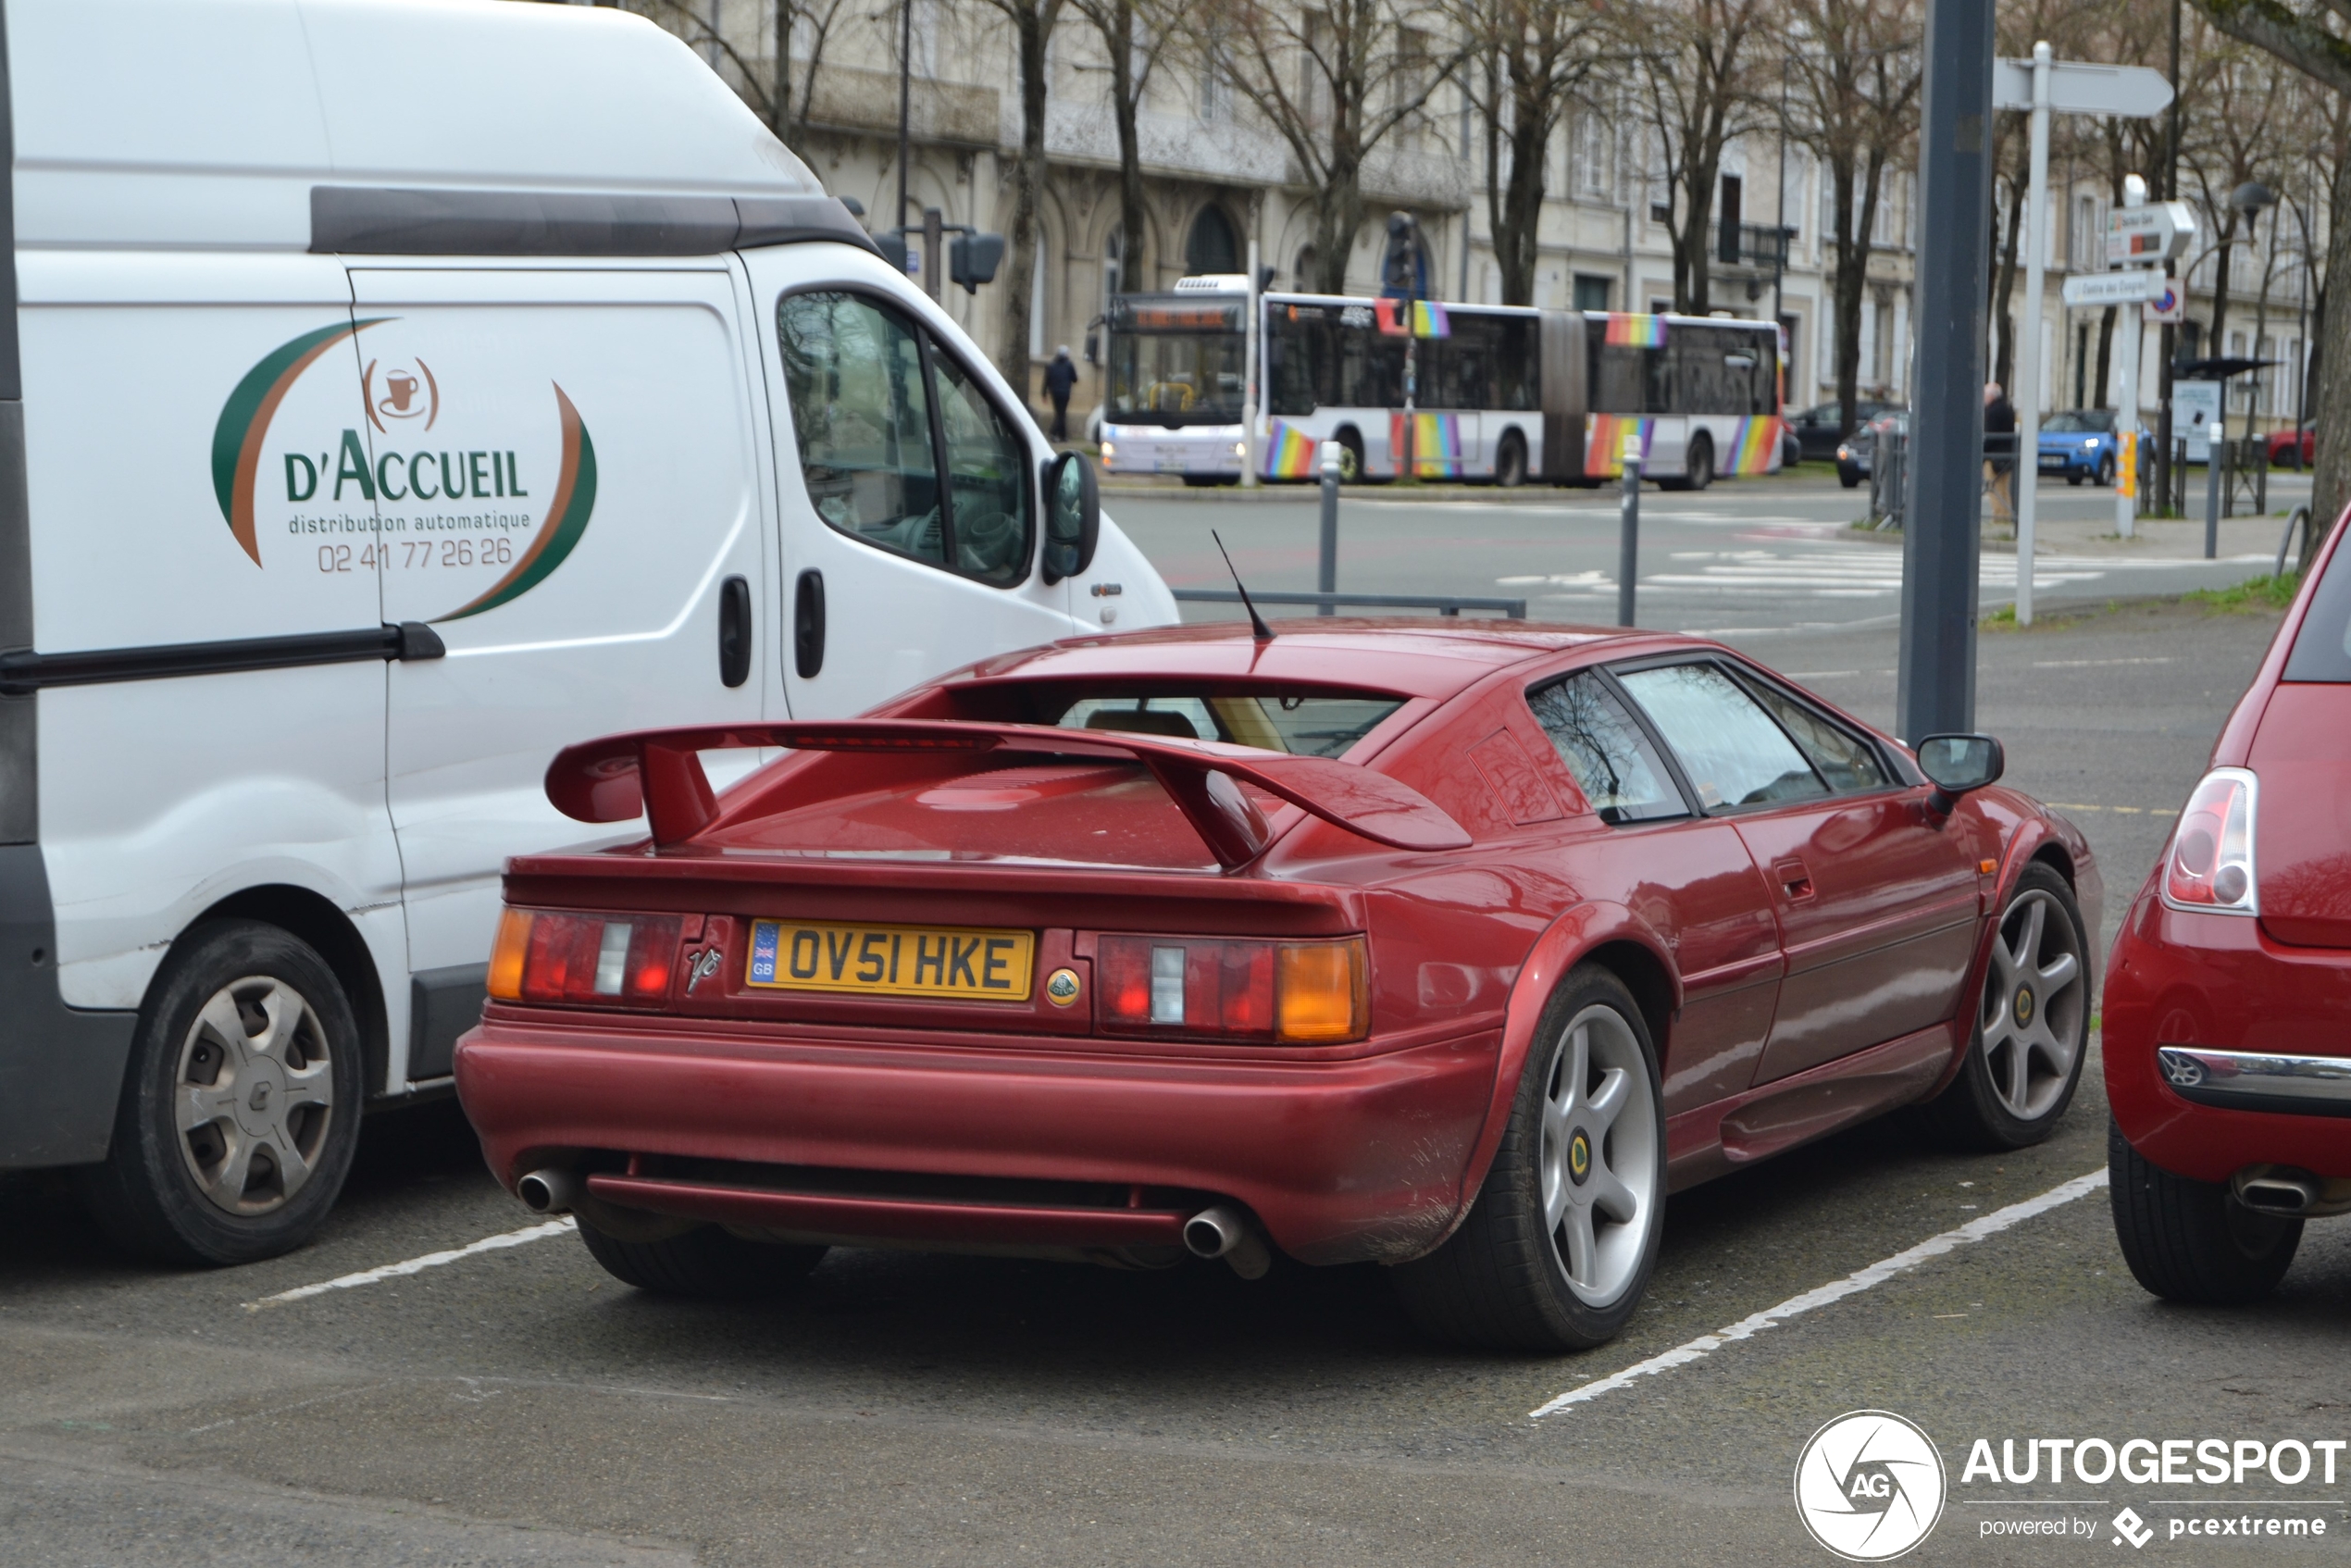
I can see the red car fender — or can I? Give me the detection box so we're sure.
[1424,900,1683,1252]
[1922,810,2075,1101]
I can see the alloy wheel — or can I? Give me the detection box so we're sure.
[1537,1004,1660,1307]
[1978,889,2085,1122]
[174,976,337,1215]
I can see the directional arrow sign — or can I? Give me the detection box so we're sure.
[2107,201,2197,266]
[1992,58,2174,117]
[2063,268,2163,306]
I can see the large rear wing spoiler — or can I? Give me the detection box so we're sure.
[544,720,1470,870]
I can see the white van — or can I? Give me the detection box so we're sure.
[0,0,1175,1264]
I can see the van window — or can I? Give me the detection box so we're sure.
[777,291,1031,585]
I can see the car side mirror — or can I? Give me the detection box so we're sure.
[1041,450,1099,584]
[1916,733,2004,813]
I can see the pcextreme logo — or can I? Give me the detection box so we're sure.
[1796,1410,1948,1562]
[207,318,598,621]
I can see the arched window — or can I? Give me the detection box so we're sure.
[1185,206,1239,276]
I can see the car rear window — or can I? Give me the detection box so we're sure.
[1049,693,1404,757]
[2284,544,2351,682]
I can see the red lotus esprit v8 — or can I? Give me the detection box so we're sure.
[454,623,2100,1350]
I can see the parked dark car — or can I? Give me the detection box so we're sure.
[1789,400,1894,464]
[1836,411,1906,489]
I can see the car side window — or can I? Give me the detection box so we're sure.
[777,291,947,569]
[777,290,1031,587]
[1527,672,1686,823]
[931,349,1034,586]
[1730,671,1889,792]
[1615,662,1829,811]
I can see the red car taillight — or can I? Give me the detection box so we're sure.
[2162,767,2259,915]
[488,908,684,1005]
[1096,935,1367,1043]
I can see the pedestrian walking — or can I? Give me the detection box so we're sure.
[1984,380,2017,526]
[1044,345,1078,442]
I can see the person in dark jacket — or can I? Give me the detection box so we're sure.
[1984,381,2018,525]
[1044,346,1078,442]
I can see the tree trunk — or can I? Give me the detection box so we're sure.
[2312,148,2351,530]
[1674,150,1720,314]
[1109,0,1146,291]
[1494,65,1550,305]
[1826,148,1883,438]
[2094,305,2114,408]
[998,2,1053,405]
[1991,172,2024,392]
[1312,164,1366,294]
[2208,213,2239,359]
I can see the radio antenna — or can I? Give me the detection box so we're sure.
[1213,529,1276,642]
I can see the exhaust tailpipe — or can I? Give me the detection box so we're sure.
[1183,1204,1272,1279]
[517,1167,581,1215]
[2235,1173,2320,1216]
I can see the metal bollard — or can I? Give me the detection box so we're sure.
[1317,441,1340,616]
[2204,432,2224,562]
[1618,431,1643,628]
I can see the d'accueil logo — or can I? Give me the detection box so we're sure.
[1796,1411,1947,1562]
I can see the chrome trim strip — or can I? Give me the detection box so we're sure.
[2158,1045,2351,1114]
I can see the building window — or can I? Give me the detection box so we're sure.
[1574,274,1613,312]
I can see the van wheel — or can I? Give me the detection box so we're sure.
[577,1216,827,1297]
[1494,431,1529,488]
[73,920,362,1265]
[1913,864,2089,1151]
[1390,965,1664,1350]
[2108,1122,2300,1304]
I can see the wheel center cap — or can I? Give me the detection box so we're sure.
[1567,1130,1592,1186]
[233,1060,287,1138]
[2014,986,2035,1027]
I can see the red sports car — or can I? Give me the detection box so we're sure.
[454,623,2100,1350]
[2107,513,2351,1303]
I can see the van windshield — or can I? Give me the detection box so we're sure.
[1045,692,1404,757]
[2283,545,2351,682]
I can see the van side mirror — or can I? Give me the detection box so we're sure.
[952,232,1005,292]
[1916,733,2003,812]
[1041,451,1099,584]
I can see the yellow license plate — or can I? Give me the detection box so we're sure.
[744,919,1035,1001]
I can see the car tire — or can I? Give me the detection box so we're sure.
[72,919,363,1265]
[2108,1121,2301,1304]
[2096,454,2115,487]
[1839,467,1861,490]
[1913,863,2091,1151]
[1495,430,1528,488]
[577,1216,827,1297]
[1390,964,1665,1351]
[2066,473,2084,487]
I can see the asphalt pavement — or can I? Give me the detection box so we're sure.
[4,504,2345,1568]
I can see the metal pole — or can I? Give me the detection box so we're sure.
[1317,442,1341,615]
[2205,427,2223,557]
[1618,431,1643,628]
[896,0,913,233]
[2014,43,2052,628]
[2115,176,2146,541]
[1897,0,1996,743]
[1241,240,1261,489]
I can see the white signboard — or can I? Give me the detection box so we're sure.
[1993,59,2174,117]
[2063,268,2162,307]
[2108,202,2197,266]
[2174,380,2222,462]
[2143,280,2184,323]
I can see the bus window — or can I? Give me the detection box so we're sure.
[1106,296,1245,423]
[1670,324,1777,415]
[1495,316,1538,411]
[1334,307,1406,408]
[1424,317,1493,410]
[1267,305,1327,417]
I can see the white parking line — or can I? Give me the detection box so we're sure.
[1529,1167,2108,1419]
[243,1217,577,1310]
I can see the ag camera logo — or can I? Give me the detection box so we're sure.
[1795,1410,1947,1561]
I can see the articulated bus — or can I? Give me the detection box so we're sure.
[1098,280,1785,489]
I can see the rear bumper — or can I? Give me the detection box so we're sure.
[454,1014,1499,1265]
[2104,891,2351,1183]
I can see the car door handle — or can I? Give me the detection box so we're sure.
[793,569,826,679]
[717,575,752,689]
[1773,857,1815,900]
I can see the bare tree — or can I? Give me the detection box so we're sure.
[974,0,1070,394]
[2178,28,2284,362]
[1786,0,1919,435]
[1071,0,1188,290]
[1202,0,1472,293]
[625,0,851,152]
[1455,0,1604,305]
[1622,0,1768,314]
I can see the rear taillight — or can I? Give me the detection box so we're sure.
[487,908,684,1005]
[2162,767,2258,915]
[1096,935,1367,1043]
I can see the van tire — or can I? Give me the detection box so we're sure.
[73,920,363,1266]
[2108,1121,2301,1304]
[577,1216,827,1297]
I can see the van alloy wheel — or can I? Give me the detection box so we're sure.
[1978,886,2085,1123]
[1539,1003,1661,1307]
[174,976,337,1215]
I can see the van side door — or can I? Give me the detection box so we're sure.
[351,264,772,1081]
[740,247,1078,718]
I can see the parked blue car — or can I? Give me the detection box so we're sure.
[2038,409,2119,486]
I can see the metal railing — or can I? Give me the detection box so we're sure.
[1172,590,1526,618]
[1715,221,1797,270]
